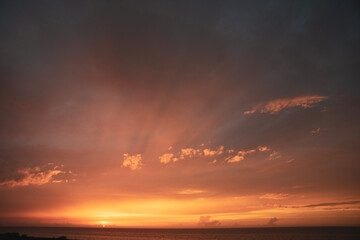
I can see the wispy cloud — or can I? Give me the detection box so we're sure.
[227,149,256,163]
[244,96,328,114]
[260,193,289,200]
[226,146,278,163]
[178,189,205,195]
[303,200,360,208]
[0,164,71,188]
[311,128,321,135]
[208,159,217,164]
[123,154,142,170]
[52,180,64,183]
[268,151,281,160]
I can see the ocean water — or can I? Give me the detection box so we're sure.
[0,227,359,240]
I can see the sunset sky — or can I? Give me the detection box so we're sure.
[0,0,359,228]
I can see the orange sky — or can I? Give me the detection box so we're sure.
[0,0,359,228]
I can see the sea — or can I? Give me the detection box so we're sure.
[0,227,360,240]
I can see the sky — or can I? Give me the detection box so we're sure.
[0,0,359,228]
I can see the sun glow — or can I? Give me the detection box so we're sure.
[99,221,110,227]
[5,193,358,228]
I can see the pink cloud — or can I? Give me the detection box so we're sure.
[311,128,321,135]
[258,146,270,152]
[180,148,201,159]
[227,155,245,163]
[159,153,178,164]
[227,146,277,163]
[244,96,328,114]
[268,151,281,160]
[123,154,142,170]
[208,159,217,164]
[227,148,257,163]
[0,164,70,188]
[203,145,224,156]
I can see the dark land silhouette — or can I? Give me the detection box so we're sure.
[0,233,71,240]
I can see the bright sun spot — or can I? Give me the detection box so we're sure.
[99,221,109,227]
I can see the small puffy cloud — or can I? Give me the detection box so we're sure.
[203,145,224,156]
[203,149,215,156]
[159,153,178,164]
[123,153,142,170]
[311,128,321,135]
[159,145,225,164]
[157,144,278,165]
[227,155,245,163]
[260,193,289,200]
[267,217,279,226]
[258,146,270,152]
[227,146,278,163]
[180,148,201,159]
[0,164,70,188]
[238,149,256,156]
[227,148,257,163]
[198,216,221,227]
[244,95,328,114]
[268,151,281,160]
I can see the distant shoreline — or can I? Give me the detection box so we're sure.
[0,232,70,240]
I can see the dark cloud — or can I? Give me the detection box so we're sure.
[267,217,279,226]
[303,201,360,208]
[198,216,221,227]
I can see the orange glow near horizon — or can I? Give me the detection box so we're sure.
[3,194,360,227]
